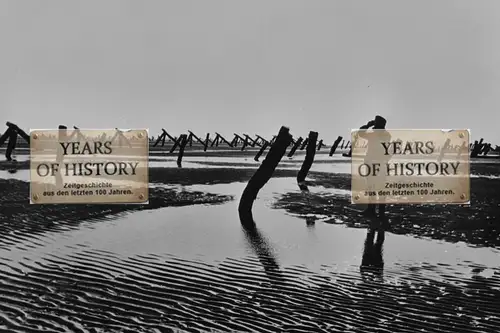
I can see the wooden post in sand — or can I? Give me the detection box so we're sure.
[204,133,210,151]
[317,139,324,151]
[177,134,188,167]
[239,126,293,214]
[329,136,342,156]
[297,131,318,183]
[299,138,309,150]
[471,138,484,157]
[287,137,303,157]
[153,131,165,147]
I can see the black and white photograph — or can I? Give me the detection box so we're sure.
[0,1,499,332]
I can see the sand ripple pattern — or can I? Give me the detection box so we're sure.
[1,242,500,333]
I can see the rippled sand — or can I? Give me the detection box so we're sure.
[1,153,499,332]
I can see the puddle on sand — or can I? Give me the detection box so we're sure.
[1,177,499,332]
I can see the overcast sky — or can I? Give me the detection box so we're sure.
[1,0,499,143]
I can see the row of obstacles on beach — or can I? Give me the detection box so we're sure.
[0,122,139,161]
[1,121,499,163]
[151,129,356,166]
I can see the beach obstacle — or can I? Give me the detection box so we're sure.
[169,135,184,153]
[470,139,484,157]
[317,139,324,151]
[287,137,303,157]
[244,134,260,147]
[239,126,293,214]
[211,132,233,148]
[329,136,343,156]
[255,135,267,147]
[188,131,210,151]
[297,131,318,183]
[231,134,243,147]
[153,129,177,147]
[254,140,270,161]
[299,138,309,150]
[177,134,188,167]
[0,122,30,161]
[233,134,248,150]
[482,143,492,156]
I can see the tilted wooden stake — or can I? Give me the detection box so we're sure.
[238,126,293,214]
[297,131,318,183]
[254,141,269,161]
[177,134,188,167]
[317,139,324,151]
[287,137,303,157]
[329,136,342,156]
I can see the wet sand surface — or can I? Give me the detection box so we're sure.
[1,152,499,332]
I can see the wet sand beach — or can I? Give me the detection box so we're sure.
[0,149,499,332]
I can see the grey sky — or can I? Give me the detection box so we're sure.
[1,0,499,143]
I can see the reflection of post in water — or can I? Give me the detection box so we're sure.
[360,228,385,278]
[239,211,284,284]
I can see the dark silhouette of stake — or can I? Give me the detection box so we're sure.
[244,134,260,147]
[238,126,293,214]
[287,137,303,157]
[300,138,309,150]
[177,134,188,167]
[6,129,17,161]
[255,135,267,146]
[329,136,343,156]
[211,135,219,147]
[153,132,164,147]
[297,131,318,183]
[153,129,177,147]
[231,134,241,147]
[482,143,492,155]
[254,141,269,161]
[233,134,246,149]
[340,140,345,149]
[317,139,324,151]
[471,138,484,157]
[188,131,208,148]
[169,135,183,153]
[204,133,210,151]
[241,135,249,151]
[215,133,233,147]
[1,122,31,160]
